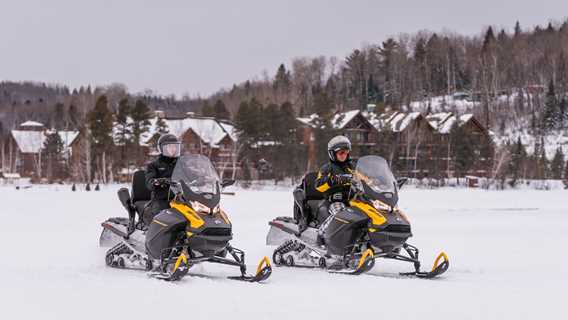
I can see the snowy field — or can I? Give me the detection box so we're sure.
[1,185,566,320]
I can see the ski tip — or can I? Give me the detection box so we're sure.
[431,251,449,273]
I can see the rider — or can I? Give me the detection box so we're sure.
[314,135,354,226]
[143,133,181,225]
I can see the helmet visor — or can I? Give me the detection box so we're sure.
[332,142,351,152]
[162,143,181,158]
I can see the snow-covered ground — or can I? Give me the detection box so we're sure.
[1,185,566,319]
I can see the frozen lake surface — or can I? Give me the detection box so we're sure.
[1,185,566,319]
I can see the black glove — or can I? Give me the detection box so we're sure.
[334,174,352,186]
[152,178,170,188]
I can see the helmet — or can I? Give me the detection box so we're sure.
[157,133,181,158]
[327,135,351,162]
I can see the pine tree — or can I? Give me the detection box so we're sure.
[450,121,475,181]
[131,100,152,163]
[213,99,230,120]
[563,159,568,188]
[507,137,527,186]
[514,21,522,37]
[482,26,496,53]
[201,100,214,117]
[273,64,291,97]
[550,148,565,179]
[68,104,80,130]
[43,130,65,182]
[542,79,559,132]
[52,103,65,129]
[87,95,114,182]
[559,97,567,129]
[115,98,132,166]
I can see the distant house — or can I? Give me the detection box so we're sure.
[5,121,80,178]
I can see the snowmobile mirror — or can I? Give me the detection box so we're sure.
[396,178,408,189]
[117,188,132,211]
[221,179,235,188]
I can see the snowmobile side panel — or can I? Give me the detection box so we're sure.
[323,208,369,256]
[145,209,187,259]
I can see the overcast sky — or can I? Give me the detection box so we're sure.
[1,0,567,97]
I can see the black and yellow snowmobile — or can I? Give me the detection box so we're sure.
[100,154,271,282]
[266,155,449,278]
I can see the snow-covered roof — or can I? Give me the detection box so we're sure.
[374,111,424,132]
[427,113,476,134]
[11,129,79,154]
[20,121,44,127]
[332,110,360,129]
[297,114,321,128]
[11,130,45,153]
[297,110,363,130]
[141,116,236,148]
[218,122,237,142]
[57,131,80,148]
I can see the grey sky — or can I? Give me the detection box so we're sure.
[1,0,567,97]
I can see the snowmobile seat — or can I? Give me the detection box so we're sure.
[131,170,151,217]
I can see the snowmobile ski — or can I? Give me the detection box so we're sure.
[227,256,272,282]
[399,251,449,279]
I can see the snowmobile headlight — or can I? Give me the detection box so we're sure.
[372,199,392,213]
[190,201,211,214]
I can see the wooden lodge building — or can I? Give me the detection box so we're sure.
[2,121,80,179]
[298,110,494,179]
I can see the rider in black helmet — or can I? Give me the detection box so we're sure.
[143,133,181,225]
[313,135,354,228]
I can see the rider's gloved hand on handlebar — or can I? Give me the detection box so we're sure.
[332,174,352,186]
[152,178,170,188]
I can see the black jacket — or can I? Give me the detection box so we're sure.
[145,155,177,201]
[314,159,354,202]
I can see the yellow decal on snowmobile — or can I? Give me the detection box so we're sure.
[256,256,271,276]
[152,219,168,227]
[349,200,386,226]
[431,252,449,272]
[357,249,374,270]
[173,253,188,272]
[170,202,205,228]
[368,228,377,232]
[186,232,194,237]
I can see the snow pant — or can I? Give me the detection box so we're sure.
[142,199,170,225]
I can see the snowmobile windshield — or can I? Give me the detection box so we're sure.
[353,155,398,207]
[172,154,220,196]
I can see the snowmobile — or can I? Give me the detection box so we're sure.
[266,155,449,278]
[99,154,272,282]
